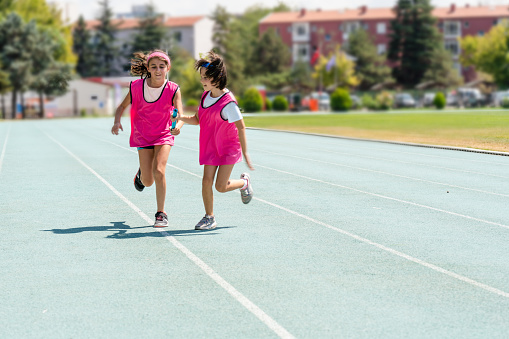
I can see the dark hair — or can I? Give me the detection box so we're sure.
[194,51,227,90]
[130,49,170,78]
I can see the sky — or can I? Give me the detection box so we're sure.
[59,0,506,21]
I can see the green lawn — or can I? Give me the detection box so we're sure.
[244,110,509,152]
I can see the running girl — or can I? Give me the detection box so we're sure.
[174,51,254,230]
[111,49,184,227]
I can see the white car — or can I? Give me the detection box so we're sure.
[492,91,509,107]
[310,92,330,111]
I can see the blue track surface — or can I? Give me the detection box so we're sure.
[1,118,509,338]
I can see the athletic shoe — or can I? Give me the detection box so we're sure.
[240,173,253,204]
[134,168,145,192]
[195,215,217,230]
[154,211,168,228]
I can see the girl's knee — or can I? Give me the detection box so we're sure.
[215,180,229,193]
[153,167,165,181]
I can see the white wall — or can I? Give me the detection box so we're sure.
[193,17,214,59]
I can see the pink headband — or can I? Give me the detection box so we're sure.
[147,52,171,67]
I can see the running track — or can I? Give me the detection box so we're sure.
[1,118,509,338]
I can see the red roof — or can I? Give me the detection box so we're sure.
[260,5,509,24]
[85,15,205,31]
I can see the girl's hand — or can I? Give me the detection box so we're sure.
[111,122,123,135]
[244,152,254,171]
[171,126,181,136]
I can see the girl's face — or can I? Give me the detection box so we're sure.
[200,67,214,91]
[148,58,169,80]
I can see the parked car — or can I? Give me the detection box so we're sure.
[394,93,416,108]
[422,92,436,107]
[446,92,459,107]
[310,92,331,111]
[457,88,483,107]
[491,91,509,107]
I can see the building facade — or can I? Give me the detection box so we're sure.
[259,5,509,81]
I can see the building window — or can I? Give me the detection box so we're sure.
[478,30,484,36]
[297,26,306,36]
[493,19,499,26]
[174,31,182,42]
[444,21,460,36]
[444,40,459,56]
[299,45,307,56]
[343,21,360,34]
[377,22,386,34]
[363,23,369,30]
[325,34,331,41]
[464,21,469,28]
[275,27,279,35]
[377,44,386,55]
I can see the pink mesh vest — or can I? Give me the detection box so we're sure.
[129,79,179,148]
[198,91,242,166]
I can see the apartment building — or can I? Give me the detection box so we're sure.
[85,15,214,62]
[259,4,508,81]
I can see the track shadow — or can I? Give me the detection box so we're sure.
[42,221,236,239]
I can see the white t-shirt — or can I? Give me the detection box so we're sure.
[143,80,180,103]
[203,90,242,123]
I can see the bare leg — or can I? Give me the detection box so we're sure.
[153,145,171,213]
[138,148,155,187]
[202,165,218,216]
[215,164,244,193]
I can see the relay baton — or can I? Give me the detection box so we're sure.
[171,108,178,129]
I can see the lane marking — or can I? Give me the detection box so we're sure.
[44,132,295,339]
[91,135,509,299]
[255,163,509,230]
[94,134,509,230]
[254,197,509,299]
[0,125,10,175]
[253,148,509,198]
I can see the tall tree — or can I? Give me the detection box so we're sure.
[30,29,71,117]
[347,28,392,90]
[0,13,36,118]
[460,21,509,89]
[93,0,120,76]
[130,4,167,53]
[421,46,462,89]
[0,62,11,119]
[388,0,441,88]
[255,27,291,75]
[73,15,95,77]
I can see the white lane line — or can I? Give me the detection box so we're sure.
[44,132,295,339]
[95,135,509,230]
[255,163,509,230]
[254,197,509,299]
[0,125,10,175]
[254,148,509,198]
[93,136,509,299]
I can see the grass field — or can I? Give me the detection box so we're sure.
[244,110,509,152]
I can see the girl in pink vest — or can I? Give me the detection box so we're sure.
[174,51,254,230]
[111,49,184,228]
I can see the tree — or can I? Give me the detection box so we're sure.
[460,21,509,89]
[255,27,291,74]
[92,0,120,76]
[388,0,441,88]
[347,28,392,90]
[312,47,359,89]
[0,13,37,118]
[289,61,313,92]
[129,4,167,55]
[73,15,95,77]
[0,63,11,119]
[30,29,71,117]
[421,46,462,89]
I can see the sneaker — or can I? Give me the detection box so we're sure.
[154,211,168,228]
[195,215,217,230]
[240,173,253,204]
[134,168,145,192]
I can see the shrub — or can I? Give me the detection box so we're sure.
[242,88,263,112]
[361,94,378,110]
[265,97,272,111]
[375,91,393,110]
[330,88,352,112]
[272,95,288,111]
[501,98,509,109]
[186,98,198,107]
[433,92,446,109]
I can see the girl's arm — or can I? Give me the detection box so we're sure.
[172,90,199,126]
[235,119,254,170]
[111,92,131,135]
